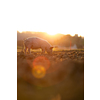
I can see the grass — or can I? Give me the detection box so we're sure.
[17,55,84,100]
[17,46,84,53]
[17,46,23,49]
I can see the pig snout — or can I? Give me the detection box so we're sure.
[46,47,53,55]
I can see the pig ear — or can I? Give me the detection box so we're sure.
[50,47,53,49]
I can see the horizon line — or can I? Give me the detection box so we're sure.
[17,30,84,37]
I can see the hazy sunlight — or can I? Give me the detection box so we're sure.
[47,32,57,35]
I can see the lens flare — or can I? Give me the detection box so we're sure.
[32,65,46,78]
[33,56,50,70]
[32,56,50,78]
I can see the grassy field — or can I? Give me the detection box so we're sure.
[17,46,84,52]
[17,48,84,100]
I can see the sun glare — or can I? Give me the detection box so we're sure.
[47,31,57,35]
[17,29,84,37]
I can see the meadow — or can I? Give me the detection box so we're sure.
[17,48,84,100]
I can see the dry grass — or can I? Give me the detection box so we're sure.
[17,50,84,100]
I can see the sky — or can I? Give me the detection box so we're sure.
[16,0,94,37]
[16,0,100,37]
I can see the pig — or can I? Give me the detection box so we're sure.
[24,37,53,55]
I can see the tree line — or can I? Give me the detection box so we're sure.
[17,31,84,49]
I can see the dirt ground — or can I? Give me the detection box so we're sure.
[17,50,84,100]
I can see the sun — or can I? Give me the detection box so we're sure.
[47,31,57,35]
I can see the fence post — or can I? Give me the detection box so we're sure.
[70,41,71,50]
